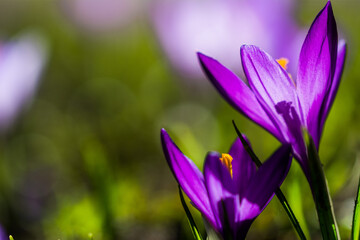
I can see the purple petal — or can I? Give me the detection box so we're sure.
[296,2,338,144]
[228,137,256,197]
[240,45,303,142]
[204,151,238,236]
[197,52,281,139]
[317,40,346,145]
[160,129,217,228]
[240,144,292,222]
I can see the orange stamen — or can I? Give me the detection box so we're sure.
[276,58,289,70]
[219,153,233,178]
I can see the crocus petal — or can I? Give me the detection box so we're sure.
[197,52,282,140]
[296,1,338,144]
[228,137,256,197]
[317,40,346,145]
[204,151,238,237]
[240,45,302,142]
[160,129,217,228]
[240,144,292,222]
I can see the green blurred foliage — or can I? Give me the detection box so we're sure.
[0,0,358,239]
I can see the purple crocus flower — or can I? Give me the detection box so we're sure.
[0,33,47,131]
[161,129,292,239]
[152,0,301,79]
[197,1,346,178]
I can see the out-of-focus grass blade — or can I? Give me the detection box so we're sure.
[232,120,306,240]
[352,176,360,240]
[178,186,204,240]
[88,233,94,240]
[203,218,221,240]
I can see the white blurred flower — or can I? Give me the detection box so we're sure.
[0,32,47,131]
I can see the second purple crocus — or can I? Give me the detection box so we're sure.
[161,129,292,239]
[198,1,346,179]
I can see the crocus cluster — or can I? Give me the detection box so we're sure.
[161,0,347,238]
[198,1,346,179]
[161,129,291,239]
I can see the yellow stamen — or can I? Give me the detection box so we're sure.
[276,58,289,70]
[276,57,295,85]
[219,153,233,178]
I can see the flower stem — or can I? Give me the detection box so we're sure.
[305,132,340,240]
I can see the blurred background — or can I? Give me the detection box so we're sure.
[0,0,358,239]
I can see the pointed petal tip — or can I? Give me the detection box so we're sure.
[339,39,347,49]
[197,52,221,68]
[160,128,175,160]
[240,45,263,60]
[240,44,251,54]
[196,51,204,58]
[206,151,221,158]
[160,128,169,140]
[240,44,258,51]
[324,0,334,16]
[197,52,210,62]
[240,44,252,49]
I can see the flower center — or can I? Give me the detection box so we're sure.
[219,153,233,178]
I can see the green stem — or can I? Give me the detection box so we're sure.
[232,120,307,240]
[351,176,360,240]
[178,186,204,240]
[305,132,340,240]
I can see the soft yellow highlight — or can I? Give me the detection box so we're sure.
[276,58,289,70]
[219,153,233,178]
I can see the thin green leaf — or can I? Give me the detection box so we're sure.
[178,186,204,240]
[303,130,340,240]
[351,176,360,240]
[232,120,307,240]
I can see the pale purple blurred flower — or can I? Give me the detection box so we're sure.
[0,33,47,131]
[61,0,140,33]
[152,0,302,79]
